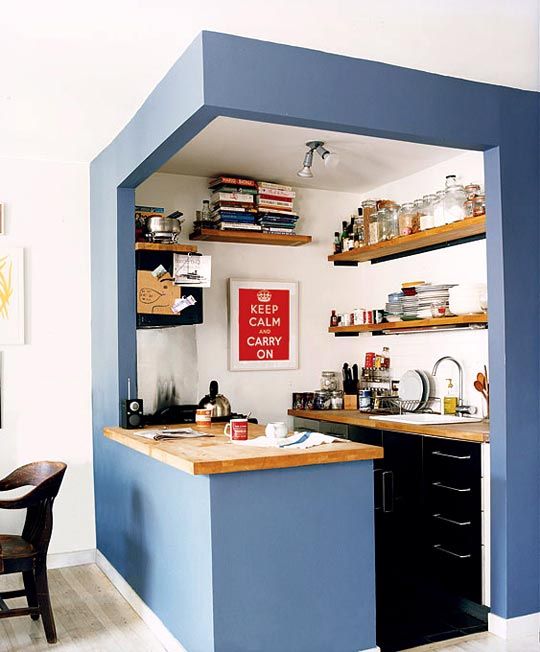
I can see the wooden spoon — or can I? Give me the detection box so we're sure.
[476,372,487,391]
[474,379,488,400]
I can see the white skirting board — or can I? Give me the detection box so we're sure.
[488,611,540,639]
[47,548,96,569]
[96,550,188,652]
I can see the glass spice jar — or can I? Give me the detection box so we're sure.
[369,210,380,245]
[398,202,419,236]
[464,198,475,217]
[473,194,485,216]
[420,194,436,230]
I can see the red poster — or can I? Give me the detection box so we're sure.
[238,288,290,361]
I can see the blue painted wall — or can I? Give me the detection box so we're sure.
[91,30,540,638]
[210,463,376,652]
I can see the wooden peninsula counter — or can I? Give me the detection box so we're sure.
[104,421,383,475]
[101,420,381,652]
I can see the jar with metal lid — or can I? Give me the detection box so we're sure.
[443,175,466,223]
[398,202,419,236]
[320,371,338,391]
[369,210,380,245]
[464,183,481,199]
[361,200,377,247]
[313,390,332,410]
[358,388,373,412]
[420,194,437,230]
[330,390,344,410]
[473,194,485,216]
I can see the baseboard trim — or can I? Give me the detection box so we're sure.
[488,611,540,639]
[96,550,187,652]
[47,548,96,569]
[359,647,380,652]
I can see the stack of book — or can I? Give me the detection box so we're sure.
[256,182,299,234]
[207,176,260,231]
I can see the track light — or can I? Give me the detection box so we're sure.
[297,140,338,178]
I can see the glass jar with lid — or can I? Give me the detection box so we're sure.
[377,208,392,242]
[473,194,485,216]
[443,175,467,223]
[361,200,377,246]
[433,189,446,227]
[368,210,380,245]
[420,194,437,230]
[398,202,419,236]
[330,390,344,410]
[385,202,400,239]
[464,183,481,200]
[320,371,338,392]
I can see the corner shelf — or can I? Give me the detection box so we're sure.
[328,215,486,265]
[189,229,312,247]
[135,242,198,253]
[329,314,488,337]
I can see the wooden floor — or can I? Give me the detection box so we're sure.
[405,631,540,651]
[0,564,538,652]
[0,564,165,651]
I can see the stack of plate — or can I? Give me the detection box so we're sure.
[399,292,420,320]
[398,369,433,412]
[385,292,403,322]
[415,284,457,318]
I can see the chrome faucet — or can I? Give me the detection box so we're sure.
[432,356,463,407]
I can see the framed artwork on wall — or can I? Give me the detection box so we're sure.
[0,247,24,345]
[228,278,298,371]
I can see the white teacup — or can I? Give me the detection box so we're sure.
[265,421,288,439]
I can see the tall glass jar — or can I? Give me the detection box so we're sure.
[369,210,380,245]
[420,194,437,230]
[362,200,377,246]
[386,203,400,239]
[398,202,419,236]
[320,371,338,392]
[433,189,446,227]
[377,208,391,242]
[443,175,467,223]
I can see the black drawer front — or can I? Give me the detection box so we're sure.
[428,542,482,603]
[428,512,480,548]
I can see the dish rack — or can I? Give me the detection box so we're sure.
[373,396,442,414]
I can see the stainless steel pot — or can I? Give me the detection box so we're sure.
[198,381,231,419]
[146,216,183,242]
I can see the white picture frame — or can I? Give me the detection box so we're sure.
[228,279,298,371]
[0,247,24,345]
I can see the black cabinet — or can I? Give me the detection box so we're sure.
[347,426,486,651]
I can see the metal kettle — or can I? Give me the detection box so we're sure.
[198,380,231,419]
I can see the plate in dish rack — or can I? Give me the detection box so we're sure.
[398,370,425,409]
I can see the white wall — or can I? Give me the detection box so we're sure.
[0,157,95,554]
[0,1,538,162]
[136,150,487,424]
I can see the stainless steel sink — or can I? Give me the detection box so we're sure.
[369,413,483,425]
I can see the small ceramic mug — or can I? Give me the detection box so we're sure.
[224,418,248,441]
[265,421,288,440]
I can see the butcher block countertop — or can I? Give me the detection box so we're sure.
[103,422,383,476]
[288,410,489,443]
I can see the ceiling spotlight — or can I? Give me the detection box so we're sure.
[297,140,337,178]
[297,147,314,178]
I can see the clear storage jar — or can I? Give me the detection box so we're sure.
[369,210,380,245]
[420,194,436,230]
[398,202,419,236]
[362,200,377,246]
[320,371,338,391]
[443,175,466,223]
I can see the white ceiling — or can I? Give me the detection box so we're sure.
[0,1,538,162]
[159,117,466,193]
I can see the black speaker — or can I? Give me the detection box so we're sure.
[121,399,144,429]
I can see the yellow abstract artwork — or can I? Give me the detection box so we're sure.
[0,255,13,319]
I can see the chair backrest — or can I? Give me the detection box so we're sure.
[0,462,67,557]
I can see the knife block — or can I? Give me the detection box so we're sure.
[344,394,358,410]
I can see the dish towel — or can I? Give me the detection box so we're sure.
[232,431,339,449]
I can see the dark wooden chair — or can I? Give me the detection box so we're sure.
[0,461,67,644]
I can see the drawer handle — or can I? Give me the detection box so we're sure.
[433,513,471,527]
[433,544,471,559]
[432,451,471,460]
[432,481,471,493]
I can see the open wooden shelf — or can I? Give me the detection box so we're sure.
[328,215,486,265]
[135,242,198,253]
[329,314,487,336]
[189,229,312,247]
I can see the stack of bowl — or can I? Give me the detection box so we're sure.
[385,292,403,322]
[448,283,487,315]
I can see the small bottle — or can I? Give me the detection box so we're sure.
[330,310,338,327]
[382,346,390,369]
[333,231,342,254]
[341,220,349,252]
[443,378,458,415]
[201,199,210,221]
